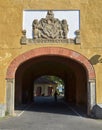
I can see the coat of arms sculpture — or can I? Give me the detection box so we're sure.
[32,11,68,40]
[21,10,80,44]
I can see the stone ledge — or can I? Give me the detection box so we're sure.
[20,38,76,44]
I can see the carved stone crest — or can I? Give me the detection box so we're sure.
[32,11,69,39]
[20,10,80,44]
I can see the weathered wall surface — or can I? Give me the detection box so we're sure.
[0,0,102,105]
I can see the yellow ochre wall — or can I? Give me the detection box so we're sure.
[0,0,102,105]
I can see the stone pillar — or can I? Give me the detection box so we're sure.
[6,79,15,115]
[0,104,6,117]
[75,30,81,44]
[87,80,96,116]
[20,30,27,45]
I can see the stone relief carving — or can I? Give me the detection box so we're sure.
[32,11,69,40]
[20,10,80,44]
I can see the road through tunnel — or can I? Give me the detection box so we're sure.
[15,55,87,113]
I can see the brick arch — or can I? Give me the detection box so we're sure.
[6,47,95,79]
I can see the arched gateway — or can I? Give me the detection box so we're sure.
[6,47,96,116]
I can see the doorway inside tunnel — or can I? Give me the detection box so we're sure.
[6,47,96,116]
[15,55,88,114]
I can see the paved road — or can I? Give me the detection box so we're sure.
[0,97,102,130]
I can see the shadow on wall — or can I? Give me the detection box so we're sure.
[90,55,102,65]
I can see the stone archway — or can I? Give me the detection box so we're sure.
[6,47,96,116]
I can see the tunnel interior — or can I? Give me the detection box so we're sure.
[15,55,88,112]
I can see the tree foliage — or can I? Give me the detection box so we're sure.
[44,75,64,86]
